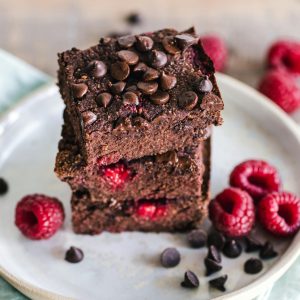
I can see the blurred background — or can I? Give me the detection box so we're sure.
[1,0,300,88]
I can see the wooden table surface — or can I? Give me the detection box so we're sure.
[1,0,300,87]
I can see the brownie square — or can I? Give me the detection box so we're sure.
[57,27,223,165]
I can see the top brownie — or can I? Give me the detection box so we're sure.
[58,27,223,165]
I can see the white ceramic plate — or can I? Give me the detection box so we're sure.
[0,73,300,300]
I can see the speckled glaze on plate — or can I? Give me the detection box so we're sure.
[0,73,300,300]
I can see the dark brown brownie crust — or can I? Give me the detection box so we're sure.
[55,112,207,202]
[57,27,223,165]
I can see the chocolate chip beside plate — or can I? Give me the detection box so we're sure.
[117,35,136,48]
[198,75,213,93]
[110,61,130,81]
[125,12,141,25]
[71,83,88,99]
[209,275,228,292]
[136,36,154,52]
[259,242,278,259]
[223,239,242,258]
[0,178,8,196]
[204,258,222,276]
[117,50,139,65]
[187,229,207,248]
[65,246,84,263]
[81,111,97,126]
[178,91,198,110]
[207,245,221,263]
[87,60,107,78]
[149,50,168,68]
[244,236,263,253]
[122,92,139,105]
[160,72,177,90]
[150,91,170,105]
[244,258,263,274]
[181,271,199,288]
[160,247,181,268]
[96,92,112,108]
[137,81,158,95]
[207,231,226,250]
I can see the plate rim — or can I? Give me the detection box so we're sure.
[1,73,300,300]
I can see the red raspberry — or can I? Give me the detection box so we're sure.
[136,201,167,220]
[15,194,65,240]
[258,192,300,236]
[200,35,228,72]
[267,40,300,74]
[100,162,132,189]
[230,160,281,201]
[258,70,300,113]
[209,188,255,237]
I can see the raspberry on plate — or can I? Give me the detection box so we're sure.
[15,194,65,240]
[199,35,228,72]
[258,192,300,237]
[230,160,281,201]
[267,40,300,74]
[258,70,300,114]
[209,188,255,238]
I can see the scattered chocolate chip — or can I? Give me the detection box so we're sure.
[160,247,181,268]
[81,111,97,126]
[198,75,213,93]
[182,27,196,35]
[178,91,198,110]
[126,12,141,25]
[96,92,112,108]
[209,275,228,292]
[181,271,199,288]
[117,35,136,48]
[150,91,170,105]
[187,229,207,248]
[143,67,159,81]
[110,81,126,94]
[123,92,139,105]
[175,34,197,50]
[204,258,222,276]
[117,50,139,65]
[207,232,226,250]
[0,178,8,195]
[137,81,158,95]
[244,258,263,274]
[70,83,88,98]
[244,236,263,253]
[136,36,154,52]
[160,72,177,90]
[207,245,221,263]
[65,246,84,263]
[110,62,130,81]
[133,62,148,73]
[259,242,278,259]
[162,36,181,55]
[149,50,168,68]
[87,60,107,78]
[223,239,242,258]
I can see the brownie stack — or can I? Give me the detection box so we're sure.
[55,28,223,234]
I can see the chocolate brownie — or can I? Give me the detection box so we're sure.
[57,27,223,165]
[71,141,211,234]
[55,111,209,202]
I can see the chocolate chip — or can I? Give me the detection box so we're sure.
[207,232,226,250]
[137,81,158,95]
[100,37,112,44]
[0,178,8,196]
[244,236,263,253]
[209,275,228,292]
[70,83,88,98]
[123,92,139,105]
[182,27,196,35]
[181,271,199,288]
[259,242,278,259]
[110,62,130,81]
[133,62,148,73]
[175,34,197,50]
[204,258,222,276]
[143,67,159,81]
[178,91,198,110]
[160,72,177,90]
[81,111,97,126]
[198,75,213,93]
[87,60,107,78]
[96,92,112,108]
[187,229,207,248]
[244,258,263,274]
[223,239,242,258]
[160,248,181,268]
[126,85,138,92]
[110,81,126,94]
[150,91,170,105]
[126,12,141,25]
[149,50,168,68]
[65,246,84,263]
[162,36,181,55]
[207,245,221,263]
[136,36,154,52]
[117,35,136,48]
[117,50,139,65]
